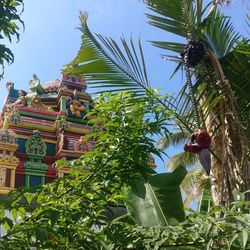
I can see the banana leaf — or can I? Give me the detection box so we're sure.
[125,165,187,226]
[198,180,213,214]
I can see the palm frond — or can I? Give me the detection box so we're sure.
[150,42,186,54]
[173,80,206,132]
[183,186,202,208]
[63,13,198,135]
[220,40,250,102]
[181,166,207,194]
[182,167,209,207]
[167,151,198,171]
[204,10,240,58]
[146,0,196,40]
[63,13,150,97]
[158,131,189,150]
[246,14,250,35]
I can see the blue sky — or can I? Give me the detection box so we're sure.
[1,0,249,173]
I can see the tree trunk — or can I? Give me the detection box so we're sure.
[205,48,250,206]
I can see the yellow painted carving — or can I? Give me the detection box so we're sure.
[0,168,6,187]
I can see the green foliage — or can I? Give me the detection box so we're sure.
[0,92,172,249]
[0,0,24,78]
[1,93,248,249]
[198,180,213,213]
[158,129,209,207]
[145,0,246,135]
[1,1,249,249]
[103,198,250,249]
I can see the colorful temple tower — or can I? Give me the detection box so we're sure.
[0,74,95,193]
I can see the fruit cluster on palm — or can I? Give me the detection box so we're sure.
[64,0,250,206]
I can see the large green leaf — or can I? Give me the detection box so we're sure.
[126,165,187,226]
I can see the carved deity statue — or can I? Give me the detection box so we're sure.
[67,89,85,118]
[28,74,45,95]
[6,81,14,92]
[14,90,27,107]
[30,94,51,111]
[2,105,13,129]
[29,74,40,88]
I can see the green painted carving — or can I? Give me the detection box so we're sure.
[55,116,70,131]
[24,161,48,172]
[60,97,67,111]
[24,172,46,188]
[24,130,48,188]
[25,130,47,160]
[28,74,45,95]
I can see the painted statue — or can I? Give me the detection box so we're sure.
[67,89,85,118]
[14,90,28,107]
[57,131,69,152]
[184,129,211,175]
[30,94,51,111]
[2,105,13,129]
[6,81,14,92]
[28,74,45,95]
[29,74,40,89]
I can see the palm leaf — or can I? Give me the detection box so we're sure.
[64,13,150,97]
[220,41,250,102]
[146,0,196,40]
[151,42,186,53]
[167,151,198,171]
[181,166,205,194]
[64,13,197,135]
[158,131,189,149]
[182,167,209,207]
[204,10,240,58]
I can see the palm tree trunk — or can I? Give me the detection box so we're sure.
[205,48,250,205]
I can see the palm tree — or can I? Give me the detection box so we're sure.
[64,0,250,206]
[144,0,250,205]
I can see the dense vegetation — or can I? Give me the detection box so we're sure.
[0,0,249,249]
[1,93,249,249]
